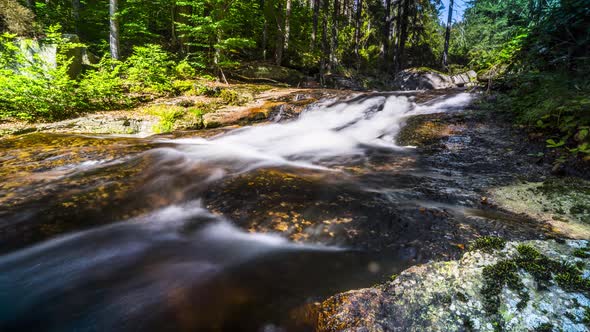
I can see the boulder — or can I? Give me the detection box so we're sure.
[318,239,590,332]
[393,68,454,90]
[451,70,477,87]
[230,62,305,86]
[16,34,88,78]
[324,74,364,90]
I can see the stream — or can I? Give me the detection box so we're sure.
[0,90,552,331]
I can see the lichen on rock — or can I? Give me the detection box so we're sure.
[318,240,590,332]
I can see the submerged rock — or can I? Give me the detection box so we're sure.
[318,240,590,332]
[491,178,590,239]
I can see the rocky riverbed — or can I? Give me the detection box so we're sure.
[316,97,590,332]
[0,88,588,331]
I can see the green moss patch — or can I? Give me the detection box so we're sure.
[481,243,589,319]
[469,236,507,253]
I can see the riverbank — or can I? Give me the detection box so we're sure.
[0,84,348,137]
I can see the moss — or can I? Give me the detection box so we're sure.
[534,322,553,332]
[389,274,399,281]
[469,236,507,253]
[583,307,590,327]
[396,115,453,146]
[573,248,590,259]
[411,67,446,75]
[514,244,554,287]
[481,243,590,320]
[481,260,523,314]
[555,270,590,294]
[492,178,590,231]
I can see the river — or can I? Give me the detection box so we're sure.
[0,90,550,331]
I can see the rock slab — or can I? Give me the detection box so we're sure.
[318,240,590,332]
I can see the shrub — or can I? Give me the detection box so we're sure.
[78,56,128,109]
[0,57,80,120]
[123,44,175,94]
[175,59,196,79]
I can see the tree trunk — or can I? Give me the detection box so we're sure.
[275,0,284,65]
[109,0,120,60]
[394,0,409,72]
[381,0,391,64]
[354,0,362,67]
[311,0,320,47]
[72,0,80,33]
[330,0,339,67]
[442,0,453,69]
[283,0,292,62]
[262,0,268,60]
[320,0,330,84]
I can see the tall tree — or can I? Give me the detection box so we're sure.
[283,0,292,63]
[72,0,80,33]
[381,0,392,63]
[262,0,268,59]
[330,0,339,66]
[109,0,120,59]
[275,0,284,65]
[311,0,320,47]
[353,0,362,66]
[442,0,453,69]
[394,0,409,72]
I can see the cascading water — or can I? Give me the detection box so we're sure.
[0,91,483,331]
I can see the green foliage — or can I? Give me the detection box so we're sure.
[218,89,240,105]
[175,59,196,79]
[469,236,506,253]
[123,44,175,94]
[146,105,185,133]
[493,72,590,158]
[0,58,79,120]
[78,56,128,109]
[0,33,193,120]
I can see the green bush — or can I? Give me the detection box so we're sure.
[78,56,128,109]
[0,57,80,120]
[123,44,175,94]
[175,59,196,79]
[493,72,590,158]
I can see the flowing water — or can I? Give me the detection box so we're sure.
[0,91,547,331]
